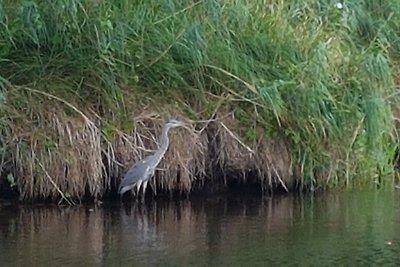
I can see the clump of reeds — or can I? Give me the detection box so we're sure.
[6,88,105,202]
[0,0,399,201]
[210,115,292,191]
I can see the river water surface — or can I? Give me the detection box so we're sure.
[1,191,400,266]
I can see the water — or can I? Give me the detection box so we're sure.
[1,191,400,266]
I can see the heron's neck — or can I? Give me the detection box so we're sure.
[154,125,171,160]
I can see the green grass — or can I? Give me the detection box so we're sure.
[0,0,399,199]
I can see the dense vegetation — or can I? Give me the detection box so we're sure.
[0,0,399,202]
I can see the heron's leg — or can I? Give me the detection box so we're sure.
[136,179,143,195]
[142,180,148,196]
[140,180,148,202]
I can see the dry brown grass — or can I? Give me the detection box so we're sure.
[209,114,293,191]
[4,90,294,202]
[11,110,104,201]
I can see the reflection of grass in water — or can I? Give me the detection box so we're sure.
[215,191,399,266]
[0,206,106,266]
[115,192,400,266]
[0,1,399,200]
[0,192,399,265]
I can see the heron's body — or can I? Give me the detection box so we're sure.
[117,158,152,195]
[118,120,184,196]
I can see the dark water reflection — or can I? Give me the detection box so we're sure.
[1,191,400,266]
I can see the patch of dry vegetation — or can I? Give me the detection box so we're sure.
[8,91,105,202]
[4,88,293,202]
[210,115,292,191]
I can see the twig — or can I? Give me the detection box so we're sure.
[220,122,255,155]
[189,113,232,124]
[193,95,229,134]
[271,161,289,192]
[37,162,75,206]
[260,143,289,192]
[188,111,234,136]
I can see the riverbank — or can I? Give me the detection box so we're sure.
[0,1,399,202]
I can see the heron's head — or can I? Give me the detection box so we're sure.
[165,119,185,128]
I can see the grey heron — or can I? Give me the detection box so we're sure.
[118,119,185,196]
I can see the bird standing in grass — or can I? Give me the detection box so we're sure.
[118,119,185,197]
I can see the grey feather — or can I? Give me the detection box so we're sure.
[118,119,184,196]
[117,158,152,195]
